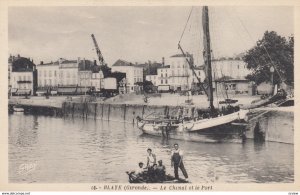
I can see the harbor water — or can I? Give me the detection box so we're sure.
[9,113,294,183]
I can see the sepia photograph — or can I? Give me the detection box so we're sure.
[1,0,298,192]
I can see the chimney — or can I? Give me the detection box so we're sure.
[94,60,97,66]
[162,57,165,66]
[40,61,44,65]
[148,60,151,65]
[77,57,80,63]
[135,62,138,65]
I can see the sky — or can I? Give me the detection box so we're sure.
[8,6,294,66]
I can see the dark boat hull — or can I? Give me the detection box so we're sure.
[127,173,189,183]
[139,122,247,143]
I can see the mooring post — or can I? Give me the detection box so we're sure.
[101,103,104,119]
[85,102,88,119]
[94,103,97,119]
[108,104,111,121]
[142,105,145,118]
[124,104,127,121]
[72,102,75,118]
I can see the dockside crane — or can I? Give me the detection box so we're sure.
[91,34,105,66]
[91,34,112,77]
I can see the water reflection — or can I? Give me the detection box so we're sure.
[9,114,294,183]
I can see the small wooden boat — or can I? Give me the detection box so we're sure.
[13,106,24,112]
[126,171,189,183]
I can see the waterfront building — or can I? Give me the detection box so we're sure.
[164,54,191,91]
[145,54,205,92]
[111,59,144,93]
[36,61,59,88]
[211,58,251,80]
[78,59,103,93]
[145,74,158,86]
[58,58,79,86]
[10,55,37,96]
[212,58,252,95]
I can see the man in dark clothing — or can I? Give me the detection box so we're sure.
[156,160,166,182]
[171,143,188,181]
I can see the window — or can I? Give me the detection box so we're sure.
[44,79,47,86]
[166,79,168,84]
[165,73,167,77]
[54,70,57,77]
[134,78,136,83]
[49,70,52,77]
[161,80,163,84]
[49,80,52,86]
[44,70,47,77]
[161,73,163,77]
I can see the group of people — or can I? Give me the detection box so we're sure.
[128,143,189,182]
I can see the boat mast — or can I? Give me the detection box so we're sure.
[202,6,214,110]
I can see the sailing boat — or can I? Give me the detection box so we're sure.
[137,6,249,143]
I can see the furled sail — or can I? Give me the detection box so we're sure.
[202,6,214,110]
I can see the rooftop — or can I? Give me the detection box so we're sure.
[11,57,36,72]
[112,59,142,68]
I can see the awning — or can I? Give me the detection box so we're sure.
[77,87,90,94]
[16,89,31,95]
[36,89,47,93]
[57,87,77,94]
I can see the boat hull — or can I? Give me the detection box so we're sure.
[137,110,248,143]
[140,123,246,143]
[13,107,24,112]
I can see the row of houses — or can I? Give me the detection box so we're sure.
[8,53,253,96]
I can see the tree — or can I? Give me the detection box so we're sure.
[243,31,294,85]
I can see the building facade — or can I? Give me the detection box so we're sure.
[212,59,251,80]
[111,59,143,93]
[58,58,79,86]
[10,55,37,95]
[36,61,59,88]
[145,54,205,92]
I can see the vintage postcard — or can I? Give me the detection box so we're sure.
[0,0,299,193]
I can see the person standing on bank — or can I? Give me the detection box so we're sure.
[171,143,188,181]
[146,148,156,168]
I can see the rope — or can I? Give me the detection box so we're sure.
[178,7,194,44]
[231,8,284,83]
